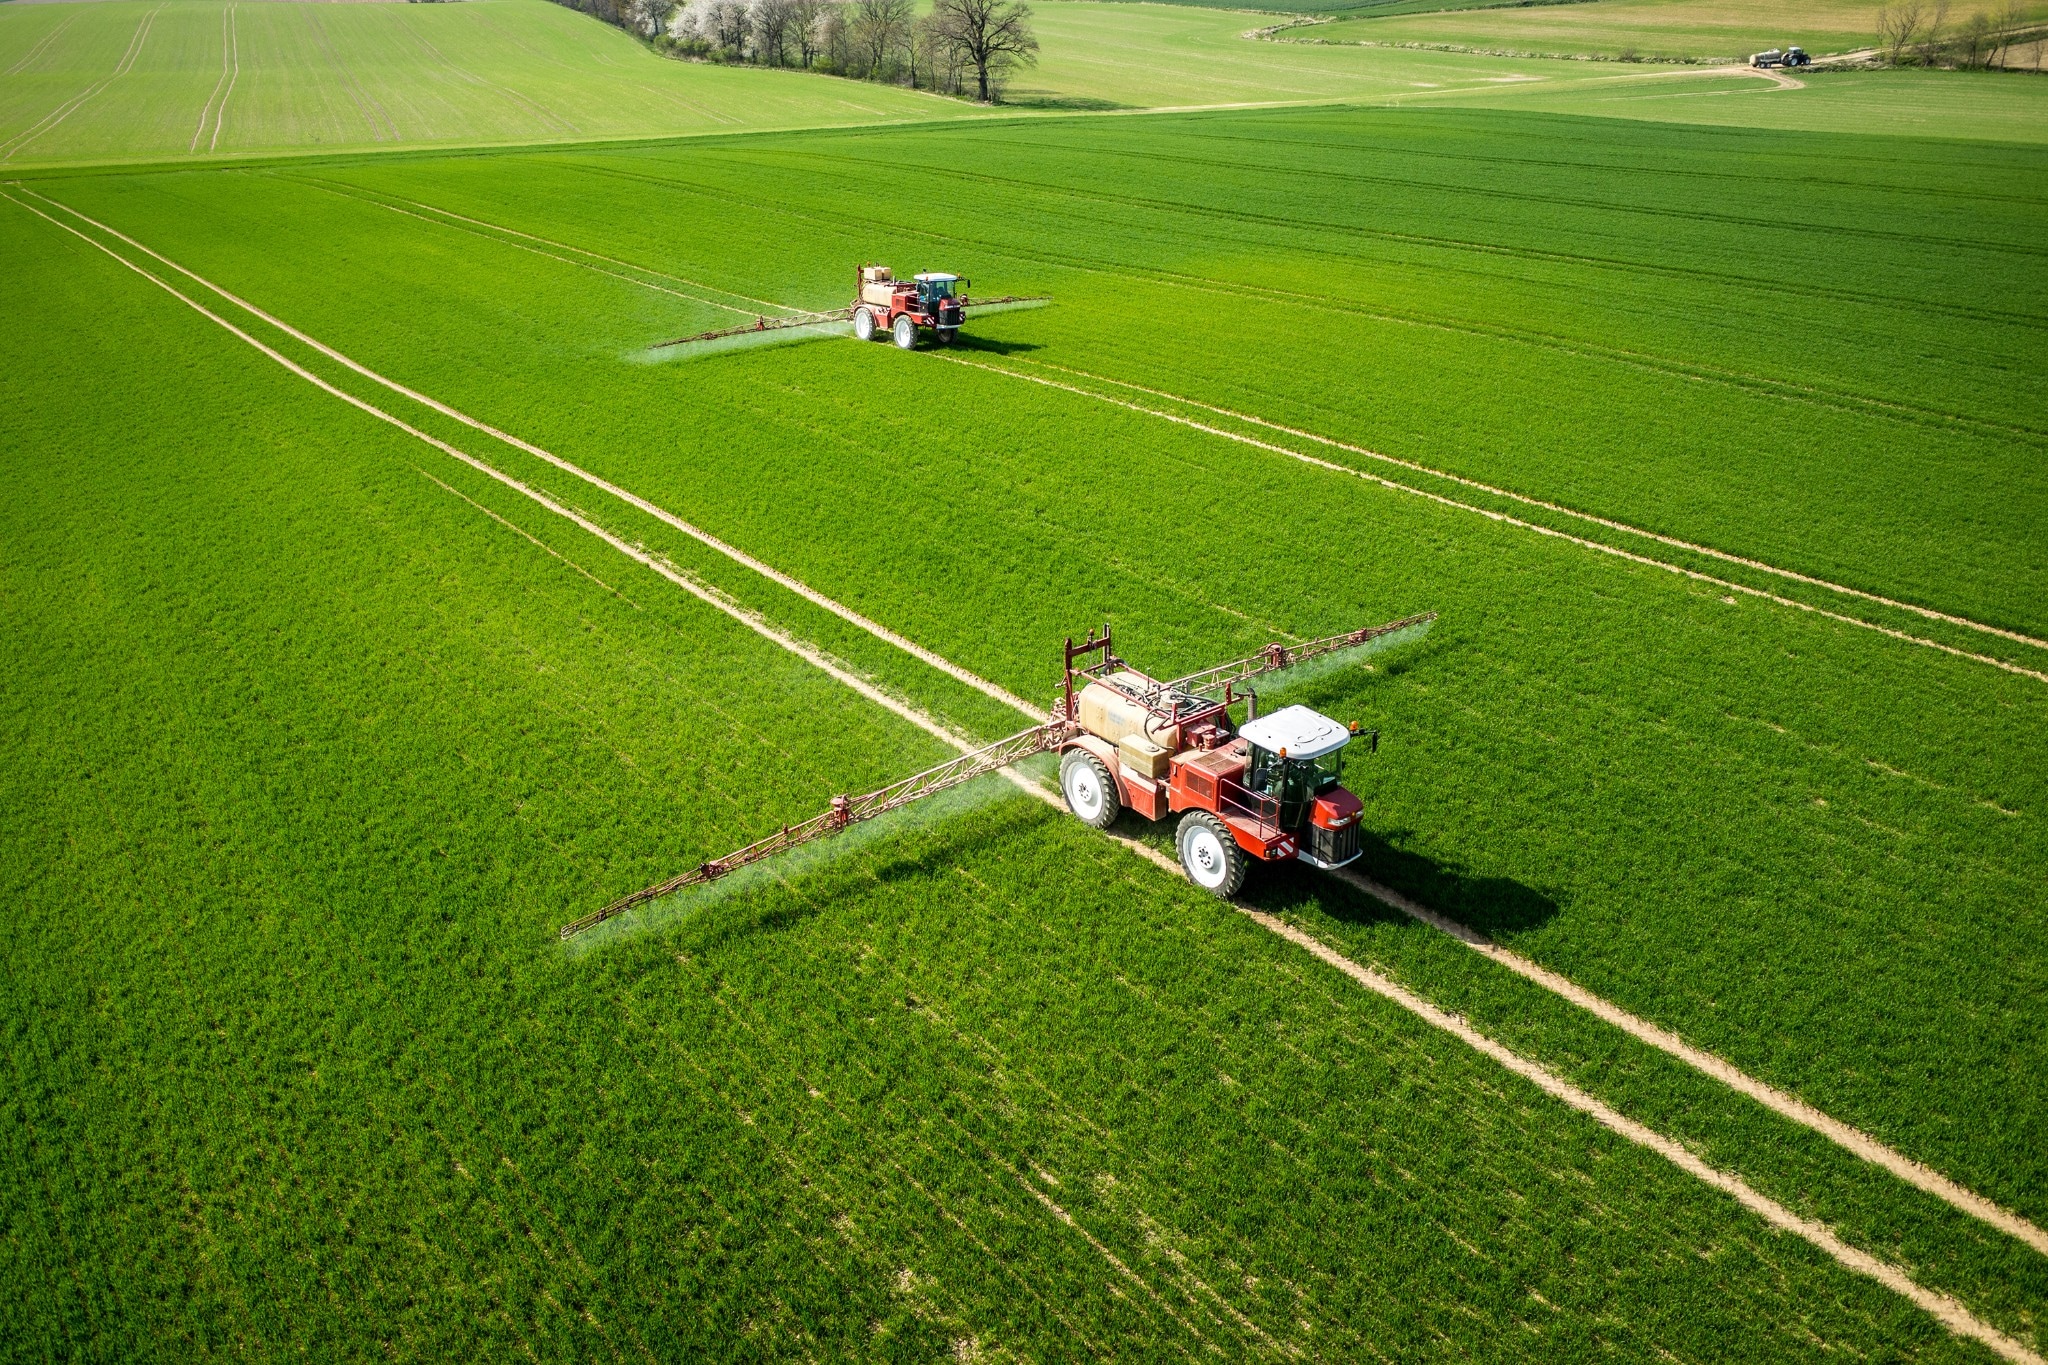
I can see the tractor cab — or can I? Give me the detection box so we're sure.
[1238,705,1367,869]
[914,272,965,306]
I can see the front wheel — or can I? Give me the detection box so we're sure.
[1177,811,1247,897]
[853,307,876,342]
[935,328,957,346]
[892,314,918,350]
[1060,751,1120,830]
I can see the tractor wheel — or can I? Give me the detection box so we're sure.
[892,315,918,350]
[1059,750,1120,830]
[936,328,957,347]
[1176,811,1247,898]
[853,307,876,342]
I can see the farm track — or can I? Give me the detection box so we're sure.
[1009,358,2048,656]
[188,5,238,157]
[10,188,2048,1357]
[272,179,2042,661]
[943,353,2048,686]
[563,157,2048,448]
[0,4,161,163]
[283,173,786,320]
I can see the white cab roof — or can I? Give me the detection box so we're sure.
[1238,705,1350,760]
[914,273,958,282]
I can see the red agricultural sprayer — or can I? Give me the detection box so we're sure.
[560,613,1435,939]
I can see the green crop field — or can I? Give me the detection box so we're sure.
[0,0,958,166]
[1292,0,1903,60]
[4,0,2047,1359]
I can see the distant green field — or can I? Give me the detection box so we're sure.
[4,95,2046,1357]
[1292,0,2048,61]
[0,0,957,165]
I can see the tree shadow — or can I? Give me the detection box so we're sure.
[996,93,1136,111]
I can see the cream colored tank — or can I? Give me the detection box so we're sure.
[1077,673,1182,752]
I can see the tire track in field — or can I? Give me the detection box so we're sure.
[188,4,236,156]
[939,130,2048,331]
[283,174,785,320]
[282,179,2042,658]
[1,4,161,162]
[942,353,2048,687]
[12,190,2046,1357]
[304,8,397,144]
[1013,358,2048,657]
[5,14,75,77]
[556,157,2048,447]
[13,188,1027,719]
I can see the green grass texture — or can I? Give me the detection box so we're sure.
[4,97,2046,1355]
[0,0,962,166]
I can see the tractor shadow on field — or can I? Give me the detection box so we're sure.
[950,334,1043,357]
[1242,831,1560,942]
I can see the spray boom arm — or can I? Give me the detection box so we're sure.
[560,718,1073,939]
[562,611,1434,939]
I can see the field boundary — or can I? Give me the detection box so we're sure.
[943,354,2048,686]
[10,188,2046,1355]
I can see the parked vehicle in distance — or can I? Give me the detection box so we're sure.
[1752,46,1810,67]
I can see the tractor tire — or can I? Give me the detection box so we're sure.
[1060,750,1120,830]
[892,314,918,350]
[1176,811,1247,898]
[936,328,957,346]
[853,307,876,342]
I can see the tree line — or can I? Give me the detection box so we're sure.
[1874,1,2043,68]
[552,0,1038,102]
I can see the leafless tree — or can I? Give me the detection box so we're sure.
[1956,8,1992,64]
[751,0,800,65]
[930,0,1037,103]
[1989,0,2025,66]
[1876,1,1925,63]
[851,0,912,78]
[789,0,825,66]
[1917,0,1951,63]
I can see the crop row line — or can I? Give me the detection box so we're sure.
[0,3,162,162]
[941,353,2048,687]
[12,189,2042,1357]
[1013,357,2048,656]
[287,173,2042,652]
[561,154,2048,447]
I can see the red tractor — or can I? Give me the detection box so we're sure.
[563,614,1433,937]
[1053,624,1377,895]
[853,265,967,349]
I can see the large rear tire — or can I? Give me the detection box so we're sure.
[1060,750,1120,830]
[1177,811,1247,897]
[853,307,876,342]
[892,314,918,350]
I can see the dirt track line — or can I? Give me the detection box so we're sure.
[189,4,235,155]
[6,15,75,77]
[334,185,798,316]
[948,355,2048,687]
[2,4,160,162]
[1023,359,2048,656]
[14,190,2043,1357]
[22,189,1038,721]
[1327,867,2048,1259]
[289,177,764,319]
[1251,912,2044,1365]
[2,191,971,760]
[209,3,238,155]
